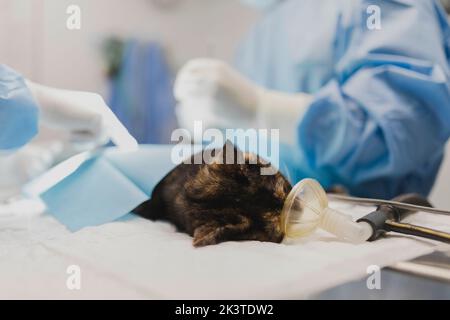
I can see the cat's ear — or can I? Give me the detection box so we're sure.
[193,224,222,247]
[222,139,235,151]
[213,140,244,165]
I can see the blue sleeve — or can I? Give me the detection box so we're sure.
[298,0,450,198]
[0,64,39,150]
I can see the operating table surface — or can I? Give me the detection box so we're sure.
[315,250,450,299]
[0,198,449,299]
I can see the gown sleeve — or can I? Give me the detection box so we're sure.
[298,0,450,198]
[0,64,39,150]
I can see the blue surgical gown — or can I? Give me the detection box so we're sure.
[235,0,450,198]
[0,64,39,150]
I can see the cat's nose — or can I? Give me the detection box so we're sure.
[267,222,284,243]
[274,232,284,243]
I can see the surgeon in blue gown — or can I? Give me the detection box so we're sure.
[175,0,450,199]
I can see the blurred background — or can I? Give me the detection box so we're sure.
[0,0,259,144]
[0,0,448,207]
[0,0,258,91]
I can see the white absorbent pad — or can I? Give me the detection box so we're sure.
[0,198,449,299]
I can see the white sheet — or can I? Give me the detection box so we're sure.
[1,198,449,299]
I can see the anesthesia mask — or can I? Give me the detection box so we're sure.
[280,179,450,244]
[281,179,373,243]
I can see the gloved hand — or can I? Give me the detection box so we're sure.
[0,141,63,201]
[174,58,313,145]
[174,59,260,131]
[26,81,137,151]
[0,82,137,201]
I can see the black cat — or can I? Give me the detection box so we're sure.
[134,141,292,247]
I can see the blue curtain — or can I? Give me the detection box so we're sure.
[108,40,177,144]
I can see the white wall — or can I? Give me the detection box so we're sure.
[0,0,259,94]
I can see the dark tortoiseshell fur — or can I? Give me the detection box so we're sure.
[134,142,291,247]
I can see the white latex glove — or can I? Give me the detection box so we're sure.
[174,58,313,145]
[174,59,259,131]
[0,141,62,201]
[26,81,137,151]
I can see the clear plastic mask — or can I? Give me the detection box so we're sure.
[280,179,373,243]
